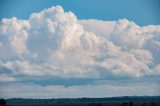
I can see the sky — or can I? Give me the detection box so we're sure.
[0,0,160,26]
[0,0,160,98]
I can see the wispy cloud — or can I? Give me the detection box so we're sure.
[1,79,159,98]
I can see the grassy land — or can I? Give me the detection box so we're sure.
[6,102,160,106]
[6,96,160,106]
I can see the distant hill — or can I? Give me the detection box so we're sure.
[6,96,160,106]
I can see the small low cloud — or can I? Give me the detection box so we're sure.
[0,75,15,82]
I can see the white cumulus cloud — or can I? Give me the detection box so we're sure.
[0,5,160,81]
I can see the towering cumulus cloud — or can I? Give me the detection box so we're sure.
[0,6,160,82]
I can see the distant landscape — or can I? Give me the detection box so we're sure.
[2,96,160,106]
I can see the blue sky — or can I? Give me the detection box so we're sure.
[0,0,160,98]
[0,0,160,26]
